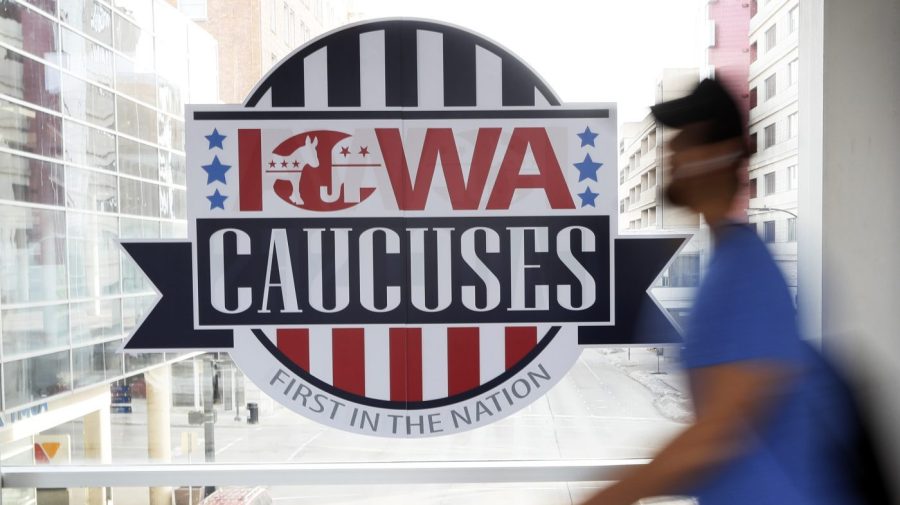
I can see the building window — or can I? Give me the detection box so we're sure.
[765,74,777,100]
[787,165,797,190]
[789,112,798,138]
[764,123,777,147]
[750,178,758,198]
[750,0,758,17]
[750,87,758,109]
[789,58,799,86]
[750,41,758,63]
[749,132,758,154]
[764,220,776,243]
[788,217,797,241]
[765,25,777,52]
[663,254,701,287]
[765,172,776,195]
[789,6,799,34]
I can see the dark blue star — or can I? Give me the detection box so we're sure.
[577,126,598,147]
[573,153,603,182]
[205,128,226,149]
[207,189,227,210]
[577,187,599,207]
[202,155,231,184]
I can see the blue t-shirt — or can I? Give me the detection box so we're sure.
[681,224,856,505]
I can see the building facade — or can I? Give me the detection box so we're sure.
[747,0,800,290]
[178,0,350,104]
[618,69,701,327]
[0,0,218,488]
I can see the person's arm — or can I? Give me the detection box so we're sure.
[579,361,792,505]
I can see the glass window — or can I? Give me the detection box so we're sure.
[788,217,797,242]
[0,47,62,111]
[159,184,188,219]
[787,165,797,190]
[0,1,61,60]
[63,120,116,171]
[789,6,799,34]
[70,298,122,344]
[160,219,187,239]
[789,112,798,138]
[22,0,58,16]
[749,87,757,109]
[764,220,776,243]
[1,303,69,358]
[750,41,757,63]
[125,350,164,373]
[765,25,776,52]
[64,165,118,212]
[72,342,107,388]
[117,136,158,180]
[114,53,157,106]
[764,123,776,147]
[119,177,160,217]
[157,113,185,150]
[121,293,155,332]
[765,74,776,100]
[116,95,158,143]
[789,58,799,86]
[60,73,115,129]
[3,350,72,408]
[67,212,120,297]
[120,218,158,294]
[0,99,64,159]
[102,337,124,378]
[0,204,67,304]
[662,253,700,287]
[749,132,758,154]
[749,178,758,198]
[158,150,186,186]
[0,152,65,206]
[764,171,776,195]
[58,0,113,46]
[110,0,153,29]
[60,26,114,87]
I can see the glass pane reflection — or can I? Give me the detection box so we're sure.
[1,303,69,358]
[3,349,72,408]
[0,47,62,111]
[0,204,67,304]
[66,211,120,297]
[0,151,65,206]
[70,298,123,344]
[0,1,60,60]
[0,99,64,159]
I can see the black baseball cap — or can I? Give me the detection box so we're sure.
[650,78,745,144]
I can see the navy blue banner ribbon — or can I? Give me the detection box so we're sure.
[578,236,687,346]
[120,241,233,350]
[121,236,684,350]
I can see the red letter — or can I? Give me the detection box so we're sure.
[486,128,575,210]
[376,128,501,210]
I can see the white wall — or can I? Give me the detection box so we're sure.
[799,0,900,490]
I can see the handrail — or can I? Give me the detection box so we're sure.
[0,459,649,488]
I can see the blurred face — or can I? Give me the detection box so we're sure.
[665,122,745,212]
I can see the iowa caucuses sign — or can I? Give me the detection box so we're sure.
[121,20,686,437]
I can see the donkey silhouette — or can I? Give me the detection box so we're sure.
[273,135,319,205]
